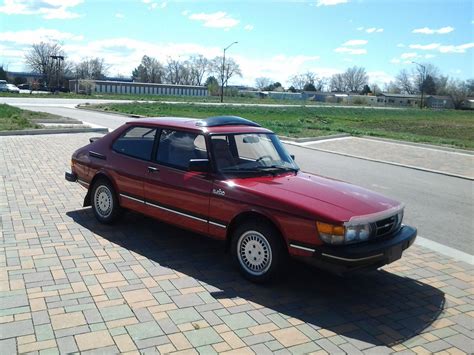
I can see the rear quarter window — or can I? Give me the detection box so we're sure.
[112,126,157,160]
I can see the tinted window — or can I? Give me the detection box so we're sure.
[112,126,157,160]
[156,129,207,170]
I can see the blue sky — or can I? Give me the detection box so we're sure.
[1,0,473,87]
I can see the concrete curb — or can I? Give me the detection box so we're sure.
[416,236,473,265]
[0,127,109,136]
[285,141,474,181]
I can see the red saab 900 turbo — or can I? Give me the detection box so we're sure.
[66,116,416,282]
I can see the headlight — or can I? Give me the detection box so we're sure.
[316,222,345,245]
[317,221,371,245]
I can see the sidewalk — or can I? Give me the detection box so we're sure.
[300,137,474,180]
[1,133,473,354]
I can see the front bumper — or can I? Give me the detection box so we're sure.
[65,171,77,182]
[295,225,417,274]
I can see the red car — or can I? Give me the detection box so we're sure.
[66,116,416,282]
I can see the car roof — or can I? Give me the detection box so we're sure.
[129,116,272,134]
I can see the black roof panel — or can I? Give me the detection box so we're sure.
[196,116,261,127]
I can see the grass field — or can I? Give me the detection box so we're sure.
[92,102,474,150]
[0,104,62,131]
[0,91,327,106]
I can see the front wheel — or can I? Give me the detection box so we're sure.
[91,178,121,224]
[231,221,285,283]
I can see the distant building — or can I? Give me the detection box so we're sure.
[69,79,208,97]
[377,93,421,107]
[425,95,454,109]
[461,98,474,110]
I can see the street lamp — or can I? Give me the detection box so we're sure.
[220,41,238,103]
[412,61,426,109]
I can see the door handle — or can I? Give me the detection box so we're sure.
[148,166,159,173]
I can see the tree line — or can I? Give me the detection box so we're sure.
[19,42,474,108]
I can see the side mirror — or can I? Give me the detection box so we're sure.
[188,159,210,172]
[290,155,295,161]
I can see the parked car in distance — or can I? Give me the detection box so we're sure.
[0,80,8,92]
[66,116,417,282]
[5,83,20,93]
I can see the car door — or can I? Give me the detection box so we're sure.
[144,129,212,234]
[109,125,157,213]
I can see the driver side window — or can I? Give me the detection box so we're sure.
[156,129,207,170]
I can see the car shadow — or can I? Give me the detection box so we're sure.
[66,209,445,348]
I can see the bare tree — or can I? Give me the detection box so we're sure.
[384,81,402,94]
[255,77,272,90]
[445,79,473,109]
[188,55,209,85]
[395,69,416,94]
[342,66,368,93]
[313,77,327,91]
[210,56,242,88]
[329,73,346,92]
[75,57,109,80]
[288,74,306,91]
[132,55,165,83]
[24,42,65,88]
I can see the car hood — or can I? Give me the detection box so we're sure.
[226,172,402,222]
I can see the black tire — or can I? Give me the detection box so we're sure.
[231,220,286,283]
[90,178,121,224]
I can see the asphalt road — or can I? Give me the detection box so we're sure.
[2,97,473,254]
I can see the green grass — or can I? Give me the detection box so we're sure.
[91,102,474,150]
[0,104,64,131]
[0,91,332,106]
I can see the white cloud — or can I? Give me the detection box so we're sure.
[412,26,454,34]
[0,28,84,44]
[115,13,124,19]
[181,10,189,16]
[0,0,82,19]
[397,43,405,48]
[316,0,349,6]
[400,52,418,59]
[356,26,364,31]
[424,54,436,59]
[244,24,254,31]
[409,43,440,50]
[365,27,383,33]
[342,39,368,46]
[409,42,474,53]
[335,47,367,55]
[390,58,401,64]
[438,43,474,53]
[188,11,239,29]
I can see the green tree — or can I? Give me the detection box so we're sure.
[423,75,437,95]
[205,76,219,96]
[0,66,6,80]
[360,84,371,95]
[303,83,316,91]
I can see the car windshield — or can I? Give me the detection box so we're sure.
[211,133,299,176]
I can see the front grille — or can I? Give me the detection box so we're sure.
[370,214,401,239]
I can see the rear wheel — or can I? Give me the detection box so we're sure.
[231,221,285,283]
[91,178,121,224]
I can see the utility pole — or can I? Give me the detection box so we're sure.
[220,41,238,103]
[412,61,426,109]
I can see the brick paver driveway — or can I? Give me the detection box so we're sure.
[1,133,473,354]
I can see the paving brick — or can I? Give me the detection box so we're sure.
[99,304,134,322]
[75,330,115,351]
[168,307,203,325]
[184,327,223,348]
[221,313,258,330]
[126,321,164,341]
[0,319,34,339]
[50,311,86,330]
[56,336,78,354]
